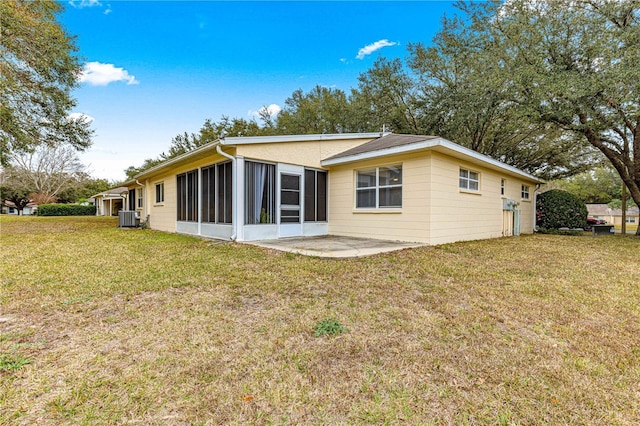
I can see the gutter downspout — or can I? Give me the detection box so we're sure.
[216,143,237,241]
[135,179,146,221]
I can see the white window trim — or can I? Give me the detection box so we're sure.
[521,184,531,200]
[459,168,480,192]
[155,182,165,205]
[355,164,402,210]
[137,188,144,208]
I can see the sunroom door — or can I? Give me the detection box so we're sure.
[279,170,303,237]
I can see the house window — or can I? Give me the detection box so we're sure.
[356,165,402,209]
[626,217,637,224]
[177,169,198,222]
[245,161,275,224]
[201,161,233,224]
[155,182,164,204]
[501,179,506,196]
[304,169,327,222]
[459,168,479,191]
[521,185,530,200]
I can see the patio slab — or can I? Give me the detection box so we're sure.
[246,235,425,258]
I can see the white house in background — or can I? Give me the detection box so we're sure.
[92,187,129,216]
[118,132,544,245]
[1,201,38,215]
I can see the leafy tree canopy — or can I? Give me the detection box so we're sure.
[461,0,639,233]
[0,0,93,165]
[124,116,272,179]
[546,166,625,204]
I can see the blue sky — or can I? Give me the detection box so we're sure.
[61,1,458,181]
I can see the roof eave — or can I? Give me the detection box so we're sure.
[130,132,386,181]
[222,132,387,146]
[321,137,544,183]
[131,139,223,181]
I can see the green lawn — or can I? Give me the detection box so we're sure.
[1,215,639,425]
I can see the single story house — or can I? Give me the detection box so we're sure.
[92,187,129,216]
[121,132,543,245]
[1,200,38,215]
[587,204,639,227]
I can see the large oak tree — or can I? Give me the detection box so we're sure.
[465,0,640,234]
[0,0,92,165]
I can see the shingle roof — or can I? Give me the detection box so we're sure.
[322,133,544,183]
[92,187,129,198]
[324,134,438,161]
[587,203,639,216]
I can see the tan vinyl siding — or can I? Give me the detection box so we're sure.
[327,151,538,245]
[236,138,374,168]
[428,153,536,245]
[328,153,432,243]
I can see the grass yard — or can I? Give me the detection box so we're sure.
[1,215,639,425]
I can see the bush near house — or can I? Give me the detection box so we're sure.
[536,189,587,230]
[37,204,96,216]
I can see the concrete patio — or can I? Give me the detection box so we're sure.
[246,235,425,258]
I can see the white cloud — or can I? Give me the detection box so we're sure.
[68,0,102,9]
[68,112,95,124]
[249,104,282,120]
[79,62,138,86]
[356,39,397,60]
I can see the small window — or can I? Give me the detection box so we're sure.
[626,217,637,224]
[521,185,530,200]
[501,179,506,196]
[459,168,479,191]
[137,188,144,208]
[356,165,402,209]
[155,182,164,204]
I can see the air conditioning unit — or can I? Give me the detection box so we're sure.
[118,210,140,228]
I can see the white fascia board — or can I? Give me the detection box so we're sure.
[134,140,222,180]
[221,132,386,146]
[321,137,544,183]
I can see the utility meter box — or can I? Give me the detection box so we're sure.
[503,199,517,211]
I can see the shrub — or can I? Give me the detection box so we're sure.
[37,204,96,216]
[536,189,587,229]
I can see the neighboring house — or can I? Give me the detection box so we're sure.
[587,204,640,227]
[1,201,38,215]
[92,187,129,216]
[121,132,543,245]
